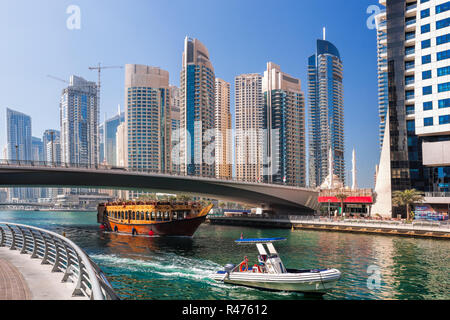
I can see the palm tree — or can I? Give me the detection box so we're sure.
[392,189,424,221]
[335,194,348,217]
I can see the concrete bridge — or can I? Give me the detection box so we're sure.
[0,162,319,215]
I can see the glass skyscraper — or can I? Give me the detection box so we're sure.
[104,111,125,166]
[60,75,98,166]
[373,0,450,218]
[179,37,216,177]
[6,108,33,200]
[262,62,306,187]
[308,38,345,188]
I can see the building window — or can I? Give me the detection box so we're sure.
[407,120,415,132]
[438,66,450,77]
[439,98,450,109]
[436,17,450,29]
[424,117,434,126]
[439,115,450,125]
[438,82,450,93]
[422,39,431,49]
[422,54,432,64]
[421,24,431,33]
[437,49,450,61]
[421,8,430,18]
[423,101,433,111]
[423,85,433,95]
[437,34,450,45]
[422,70,432,79]
[436,2,450,14]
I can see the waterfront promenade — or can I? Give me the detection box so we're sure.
[208,215,450,239]
[0,248,85,300]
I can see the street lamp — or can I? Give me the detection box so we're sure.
[15,145,19,165]
[328,199,331,220]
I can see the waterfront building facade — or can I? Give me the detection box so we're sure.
[215,78,232,179]
[6,108,33,200]
[308,38,345,188]
[125,64,171,173]
[235,73,264,182]
[60,76,99,166]
[179,37,216,177]
[262,62,306,187]
[373,0,450,218]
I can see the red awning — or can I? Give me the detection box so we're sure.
[318,196,373,204]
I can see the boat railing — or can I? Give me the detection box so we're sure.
[0,222,119,300]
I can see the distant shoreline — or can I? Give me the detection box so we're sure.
[0,209,96,213]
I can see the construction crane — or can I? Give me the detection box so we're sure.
[88,63,123,103]
[47,74,96,90]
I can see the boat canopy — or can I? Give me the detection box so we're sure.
[235,237,287,244]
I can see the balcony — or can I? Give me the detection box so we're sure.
[405,18,416,32]
[405,3,417,18]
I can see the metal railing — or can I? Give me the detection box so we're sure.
[0,222,119,300]
[209,214,450,231]
[425,192,450,198]
[0,159,313,190]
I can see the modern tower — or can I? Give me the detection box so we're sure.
[179,37,216,177]
[308,35,345,188]
[373,0,450,218]
[170,85,181,174]
[376,11,389,149]
[262,62,306,187]
[60,75,98,166]
[125,64,171,173]
[104,110,125,166]
[215,78,232,179]
[6,108,32,200]
[235,73,264,182]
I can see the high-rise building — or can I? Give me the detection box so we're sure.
[116,122,127,168]
[104,110,125,166]
[308,36,345,188]
[376,12,389,149]
[215,78,232,179]
[99,122,105,164]
[235,73,264,183]
[170,85,181,174]
[125,64,171,173]
[262,62,306,187]
[373,0,450,218]
[43,130,61,164]
[60,75,98,166]
[179,37,216,177]
[6,108,32,200]
[32,137,44,162]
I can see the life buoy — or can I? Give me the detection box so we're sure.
[239,261,248,272]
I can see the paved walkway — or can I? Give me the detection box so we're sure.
[0,257,31,300]
[0,247,87,300]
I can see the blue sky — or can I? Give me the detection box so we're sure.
[0,0,381,188]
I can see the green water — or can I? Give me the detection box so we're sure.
[0,210,449,300]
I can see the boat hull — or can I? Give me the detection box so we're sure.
[211,269,341,294]
[105,215,207,237]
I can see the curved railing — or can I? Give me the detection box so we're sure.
[0,222,119,300]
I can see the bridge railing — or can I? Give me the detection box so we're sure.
[0,222,119,300]
[0,159,311,189]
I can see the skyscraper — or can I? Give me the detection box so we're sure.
[373,0,450,218]
[60,75,98,166]
[308,36,345,188]
[43,129,61,164]
[376,11,389,149]
[235,73,264,182]
[125,64,171,173]
[262,62,306,187]
[6,108,32,200]
[170,85,181,174]
[104,110,125,166]
[215,78,232,179]
[179,37,216,177]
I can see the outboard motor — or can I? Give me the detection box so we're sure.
[224,264,236,273]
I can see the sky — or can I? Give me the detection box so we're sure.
[0,0,382,188]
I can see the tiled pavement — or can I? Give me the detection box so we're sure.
[0,258,31,300]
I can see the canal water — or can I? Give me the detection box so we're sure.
[0,210,449,300]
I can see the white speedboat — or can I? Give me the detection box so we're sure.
[210,237,341,295]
